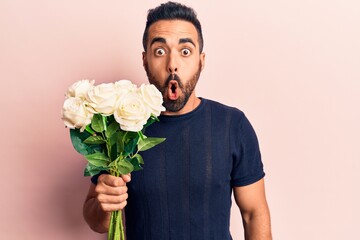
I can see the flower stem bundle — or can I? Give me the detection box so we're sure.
[62,79,166,240]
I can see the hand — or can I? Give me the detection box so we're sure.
[95,174,131,212]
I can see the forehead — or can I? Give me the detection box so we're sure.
[147,20,199,45]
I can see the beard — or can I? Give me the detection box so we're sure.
[144,62,202,112]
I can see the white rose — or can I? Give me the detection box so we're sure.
[114,92,151,132]
[62,97,93,132]
[140,84,165,116]
[86,82,118,115]
[114,80,137,98]
[66,79,95,99]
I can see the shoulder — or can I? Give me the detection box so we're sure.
[203,98,246,121]
[203,99,258,140]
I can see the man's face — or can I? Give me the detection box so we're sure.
[143,20,205,112]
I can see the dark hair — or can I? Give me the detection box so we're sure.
[142,1,204,53]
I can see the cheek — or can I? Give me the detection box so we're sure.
[147,57,163,73]
[183,58,201,76]
[152,62,163,73]
[150,63,168,81]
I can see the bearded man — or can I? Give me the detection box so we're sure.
[83,2,272,239]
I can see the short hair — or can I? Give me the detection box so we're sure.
[142,1,204,53]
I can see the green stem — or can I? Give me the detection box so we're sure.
[102,115,107,131]
[105,137,111,160]
[108,159,124,239]
[108,211,115,240]
[138,131,146,140]
[108,210,124,240]
[120,210,125,239]
[108,169,125,239]
[114,210,120,239]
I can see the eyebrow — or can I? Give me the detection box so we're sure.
[150,37,166,47]
[179,38,196,47]
[149,37,196,48]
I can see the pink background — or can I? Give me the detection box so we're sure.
[1,0,359,239]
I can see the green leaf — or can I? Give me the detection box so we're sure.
[138,137,166,152]
[123,132,139,156]
[128,154,144,171]
[109,143,118,161]
[91,114,105,133]
[129,157,143,171]
[70,128,103,155]
[83,135,105,144]
[70,129,91,155]
[85,125,96,135]
[110,131,124,153]
[105,121,120,138]
[118,159,134,175]
[85,152,110,167]
[133,154,144,164]
[84,163,108,177]
[143,115,159,129]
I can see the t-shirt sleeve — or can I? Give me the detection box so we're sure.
[231,112,265,187]
[91,174,100,185]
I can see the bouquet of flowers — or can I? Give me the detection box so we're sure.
[61,79,166,240]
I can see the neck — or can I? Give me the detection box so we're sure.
[162,92,201,116]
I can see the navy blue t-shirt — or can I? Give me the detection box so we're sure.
[122,98,265,239]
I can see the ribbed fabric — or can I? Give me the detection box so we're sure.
[122,98,265,240]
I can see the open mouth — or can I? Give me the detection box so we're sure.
[168,80,179,100]
[171,84,176,93]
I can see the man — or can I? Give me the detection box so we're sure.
[83,2,272,239]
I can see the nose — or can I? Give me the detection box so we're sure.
[167,52,178,74]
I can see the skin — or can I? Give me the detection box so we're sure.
[234,179,272,239]
[83,20,272,239]
[142,20,205,115]
[83,174,131,233]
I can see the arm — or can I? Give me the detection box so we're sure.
[83,174,130,233]
[234,178,272,240]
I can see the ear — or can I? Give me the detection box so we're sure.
[142,51,147,67]
[200,52,205,71]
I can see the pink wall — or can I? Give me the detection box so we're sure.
[1,0,359,239]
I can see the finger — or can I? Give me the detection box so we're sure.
[100,201,128,212]
[121,174,131,183]
[95,185,128,196]
[98,174,125,187]
[97,193,128,204]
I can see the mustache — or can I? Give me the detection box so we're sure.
[165,74,182,86]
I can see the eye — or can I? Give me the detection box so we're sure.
[155,48,165,56]
[181,48,191,56]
